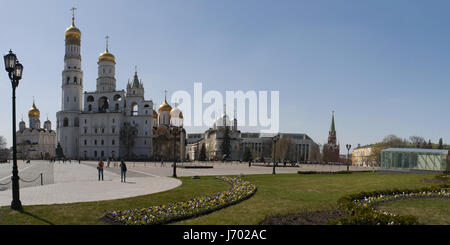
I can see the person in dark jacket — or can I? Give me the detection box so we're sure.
[119,160,127,183]
[97,159,104,181]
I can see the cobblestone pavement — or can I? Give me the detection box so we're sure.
[0,161,181,207]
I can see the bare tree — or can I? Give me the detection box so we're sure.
[120,122,138,160]
[310,143,322,163]
[275,137,292,162]
[0,136,6,149]
[409,136,425,148]
[383,135,407,148]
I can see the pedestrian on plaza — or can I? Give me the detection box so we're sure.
[248,160,252,168]
[97,159,104,181]
[107,158,110,168]
[78,158,81,164]
[120,160,127,183]
[161,159,164,167]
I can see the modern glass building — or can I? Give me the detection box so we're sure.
[381,148,449,172]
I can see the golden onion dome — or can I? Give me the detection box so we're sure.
[170,107,182,118]
[153,109,158,119]
[98,49,115,63]
[65,24,81,39]
[158,100,172,112]
[28,102,40,118]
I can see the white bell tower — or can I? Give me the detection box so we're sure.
[56,8,83,159]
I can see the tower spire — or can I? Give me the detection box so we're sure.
[70,7,77,26]
[330,110,335,132]
[105,35,110,52]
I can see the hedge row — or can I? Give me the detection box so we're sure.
[104,176,257,225]
[297,170,372,175]
[329,183,450,225]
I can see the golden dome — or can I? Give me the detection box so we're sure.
[153,109,158,119]
[158,100,172,112]
[98,49,115,63]
[28,102,40,118]
[170,107,183,118]
[65,24,81,39]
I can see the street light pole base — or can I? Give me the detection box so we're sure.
[11,200,22,210]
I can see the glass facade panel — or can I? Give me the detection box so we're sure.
[381,148,448,172]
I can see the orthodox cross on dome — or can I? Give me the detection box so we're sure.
[164,90,168,102]
[70,7,77,25]
[105,35,110,52]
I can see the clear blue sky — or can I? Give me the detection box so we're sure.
[0,0,449,153]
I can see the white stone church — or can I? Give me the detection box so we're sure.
[56,13,183,160]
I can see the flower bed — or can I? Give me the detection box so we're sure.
[329,184,450,225]
[104,177,257,225]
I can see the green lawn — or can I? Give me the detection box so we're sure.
[0,172,440,225]
[376,198,450,225]
[0,176,228,225]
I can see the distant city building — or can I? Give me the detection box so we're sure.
[352,146,377,167]
[381,148,449,172]
[186,106,241,161]
[186,106,317,162]
[322,111,340,163]
[16,101,56,159]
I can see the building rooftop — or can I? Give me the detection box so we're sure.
[381,148,448,154]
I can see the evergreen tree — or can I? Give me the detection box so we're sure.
[242,147,253,162]
[427,140,433,149]
[438,138,444,149]
[221,126,231,160]
[199,143,207,161]
[55,142,64,159]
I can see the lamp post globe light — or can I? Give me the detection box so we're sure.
[346,144,351,172]
[3,49,23,210]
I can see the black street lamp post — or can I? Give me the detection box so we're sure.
[172,129,177,178]
[272,135,279,174]
[346,144,351,172]
[3,50,24,210]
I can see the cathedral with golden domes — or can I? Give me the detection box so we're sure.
[16,101,57,159]
[56,11,185,160]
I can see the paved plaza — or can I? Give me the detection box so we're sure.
[0,160,377,207]
[0,161,181,207]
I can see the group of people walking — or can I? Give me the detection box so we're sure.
[97,159,127,183]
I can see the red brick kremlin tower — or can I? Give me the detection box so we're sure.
[323,111,340,163]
